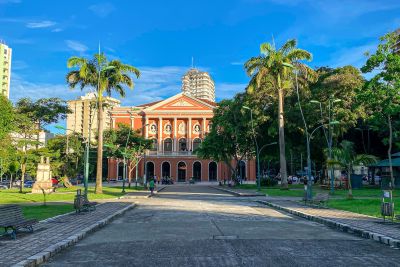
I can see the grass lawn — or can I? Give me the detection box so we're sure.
[327,198,400,218]
[0,186,145,204]
[236,184,400,198]
[236,184,308,197]
[237,183,400,218]
[22,204,75,221]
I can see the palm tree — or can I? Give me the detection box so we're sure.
[66,53,140,194]
[329,140,377,199]
[245,39,314,189]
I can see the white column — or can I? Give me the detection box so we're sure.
[111,118,115,129]
[174,117,177,152]
[145,117,149,138]
[202,117,207,138]
[188,117,192,151]
[130,115,134,129]
[158,117,163,152]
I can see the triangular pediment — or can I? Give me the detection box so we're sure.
[144,93,215,112]
[170,99,195,107]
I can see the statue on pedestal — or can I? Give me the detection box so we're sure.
[32,156,54,193]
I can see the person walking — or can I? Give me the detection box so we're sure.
[149,178,155,196]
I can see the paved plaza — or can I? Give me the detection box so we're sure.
[0,202,134,266]
[44,185,400,267]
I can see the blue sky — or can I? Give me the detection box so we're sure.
[1,0,399,132]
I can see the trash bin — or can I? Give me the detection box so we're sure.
[350,174,363,189]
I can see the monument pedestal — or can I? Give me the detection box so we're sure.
[32,156,54,194]
[32,181,54,193]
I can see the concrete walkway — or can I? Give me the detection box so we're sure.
[259,199,400,249]
[0,202,134,267]
[211,185,265,197]
[44,185,400,266]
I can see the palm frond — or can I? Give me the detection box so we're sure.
[286,48,312,61]
[260,42,275,55]
[244,56,263,76]
[67,57,87,68]
[280,39,297,54]
[353,154,378,166]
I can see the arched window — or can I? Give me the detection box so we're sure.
[193,161,202,181]
[179,138,187,151]
[150,139,157,151]
[164,138,172,152]
[209,161,217,181]
[192,138,202,151]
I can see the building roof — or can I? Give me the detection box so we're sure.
[198,98,217,107]
[136,100,163,108]
[370,157,400,167]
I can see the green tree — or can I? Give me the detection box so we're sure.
[40,133,85,178]
[244,39,314,189]
[15,98,71,149]
[66,53,140,193]
[329,141,377,198]
[0,95,14,141]
[104,124,151,187]
[360,31,400,188]
[197,94,254,182]
[8,161,19,189]
[13,112,39,192]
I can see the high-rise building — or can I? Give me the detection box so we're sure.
[66,93,120,141]
[0,41,12,99]
[181,68,215,102]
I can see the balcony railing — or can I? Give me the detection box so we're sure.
[146,150,195,157]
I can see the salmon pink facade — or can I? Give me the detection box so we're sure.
[107,93,256,182]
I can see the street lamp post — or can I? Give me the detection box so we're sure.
[243,107,277,191]
[55,125,91,197]
[242,106,260,190]
[311,97,341,194]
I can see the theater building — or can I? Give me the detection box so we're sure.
[107,92,256,182]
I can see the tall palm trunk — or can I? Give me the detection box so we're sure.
[347,165,353,199]
[278,86,288,189]
[95,98,104,194]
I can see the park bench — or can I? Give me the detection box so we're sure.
[0,205,38,239]
[73,189,97,213]
[310,193,330,206]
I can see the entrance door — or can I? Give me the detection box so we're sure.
[209,162,217,181]
[238,161,246,181]
[146,162,155,179]
[193,161,201,181]
[162,162,170,178]
[177,162,186,182]
[118,163,124,180]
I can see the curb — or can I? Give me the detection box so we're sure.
[147,186,167,198]
[12,203,136,267]
[257,200,400,250]
[118,186,167,199]
[210,186,265,197]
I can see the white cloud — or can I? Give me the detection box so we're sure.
[121,66,187,106]
[65,40,88,53]
[215,83,247,100]
[330,43,377,68]
[9,74,82,103]
[51,28,63,32]
[12,60,28,70]
[26,20,56,29]
[89,2,115,18]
